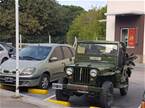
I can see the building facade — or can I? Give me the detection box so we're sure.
[106,0,145,63]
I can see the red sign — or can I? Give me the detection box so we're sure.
[128,28,136,47]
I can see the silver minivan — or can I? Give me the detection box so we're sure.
[0,44,74,89]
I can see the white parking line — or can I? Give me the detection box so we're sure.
[43,94,56,101]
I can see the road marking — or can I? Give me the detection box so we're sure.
[28,89,49,95]
[43,94,56,101]
[47,99,71,107]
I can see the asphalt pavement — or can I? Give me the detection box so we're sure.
[0,88,64,108]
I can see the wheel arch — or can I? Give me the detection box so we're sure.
[42,71,50,77]
[1,57,8,64]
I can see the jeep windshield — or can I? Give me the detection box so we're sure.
[76,42,118,64]
[12,46,52,61]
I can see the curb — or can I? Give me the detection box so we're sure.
[28,89,49,95]
[47,99,71,107]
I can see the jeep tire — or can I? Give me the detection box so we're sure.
[56,89,69,101]
[56,78,69,101]
[120,78,129,96]
[100,81,114,108]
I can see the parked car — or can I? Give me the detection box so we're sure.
[0,42,15,64]
[0,44,74,89]
[139,91,145,108]
[53,41,136,108]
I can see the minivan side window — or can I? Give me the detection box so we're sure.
[0,46,4,51]
[50,47,63,60]
[62,46,73,59]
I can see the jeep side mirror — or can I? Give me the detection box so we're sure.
[49,57,58,62]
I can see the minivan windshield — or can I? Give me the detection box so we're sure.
[76,43,118,64]
[18,46,52,61]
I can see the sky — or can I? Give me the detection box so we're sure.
[57,0,107,11]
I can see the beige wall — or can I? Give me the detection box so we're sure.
[106,16,115,41]
[107,0,144,13]
[106,0,145,63]
[143,1,145,63]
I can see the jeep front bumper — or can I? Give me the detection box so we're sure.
[53,83,102,94]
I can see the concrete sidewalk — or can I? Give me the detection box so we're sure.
[0,89,64,108]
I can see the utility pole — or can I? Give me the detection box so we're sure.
[49,35,51,44]
[15,0,20,97]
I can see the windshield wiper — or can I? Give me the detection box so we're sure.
[20,56,41,60]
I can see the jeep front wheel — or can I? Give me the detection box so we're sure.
[56,89,69,101]
[100,81,114,108]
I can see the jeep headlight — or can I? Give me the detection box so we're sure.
[21,67,36,75]
[66,68,73,76]
[90,69,97,77]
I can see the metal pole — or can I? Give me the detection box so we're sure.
[49,35,51,44]
[20,34,22,49]
[15,0,20,97]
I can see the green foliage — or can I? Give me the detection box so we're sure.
[67,6,107,44]
[0,0,84,43]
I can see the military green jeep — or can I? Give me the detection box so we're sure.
[53,41,136,108]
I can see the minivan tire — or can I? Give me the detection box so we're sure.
[39,73,50,89]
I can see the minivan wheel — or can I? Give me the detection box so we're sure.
[100,81,114,108]
[39,74,50,89]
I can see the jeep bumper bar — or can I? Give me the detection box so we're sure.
[52,83,102,93]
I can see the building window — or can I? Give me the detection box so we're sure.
[121,28,137,48]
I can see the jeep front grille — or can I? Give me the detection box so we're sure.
[73,67,90,84]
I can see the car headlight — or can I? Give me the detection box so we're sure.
[66,68,73,76]
[21,67,36,75]
[90,69,97,77]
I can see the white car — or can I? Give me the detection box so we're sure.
[0,44,9,64]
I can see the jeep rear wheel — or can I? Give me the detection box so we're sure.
[120,78,129,96]
[100,81,114,108]
[56,89,69,101]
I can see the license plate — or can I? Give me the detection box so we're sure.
[52,83,63,90]
[4,77,14,83]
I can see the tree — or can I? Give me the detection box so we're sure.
[67,6,107,44]
[0,0,84,43]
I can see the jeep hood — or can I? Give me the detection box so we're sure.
[1,58,42,72]
[70,62,115,71]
